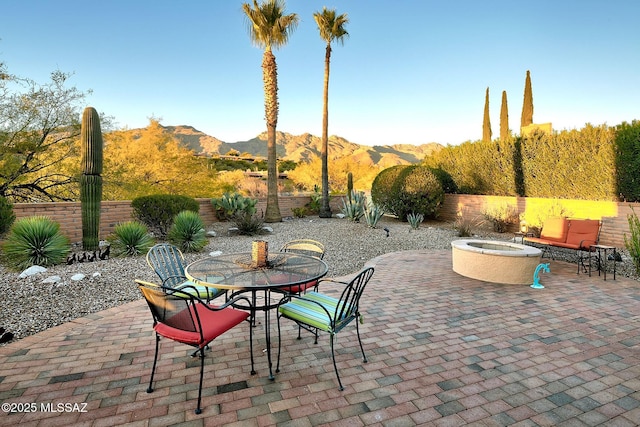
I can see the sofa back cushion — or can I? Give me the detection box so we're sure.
[539,217,570,242]
[565,219,600,249]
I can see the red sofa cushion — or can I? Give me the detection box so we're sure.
[538,217,570,243]
[565,219,600,249]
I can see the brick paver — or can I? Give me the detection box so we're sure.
[1,249,639,426]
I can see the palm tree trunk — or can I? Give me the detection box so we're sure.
[262,49,282,222]
[319,43,332,218]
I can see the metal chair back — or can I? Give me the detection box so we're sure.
[146,243,187,287]
[280,239,325,260]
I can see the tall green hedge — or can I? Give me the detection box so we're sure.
[423,121,639,201]
[615,120,640,202]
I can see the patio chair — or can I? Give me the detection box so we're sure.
[275,267,374,390]
[277,239,326,294]
[146,243,226,302]
[136,279,253,415]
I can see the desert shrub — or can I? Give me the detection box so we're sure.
[1,216,70,269]
[307,188,322,213]
[371,165,410,212]
[483,202,519,233]
[388,166,444,221]
[624,206,640,275]
[0,196,16,236]
[211,192,257,221]
[108,221,155,257]
[132,194,199,238]
[292,207,307,218]
[167,210,207,253]
[453,207,482,237]
[232,212,265,235]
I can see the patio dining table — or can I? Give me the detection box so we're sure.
[185,251,328,379]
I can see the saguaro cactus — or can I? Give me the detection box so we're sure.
[347,172,353,203]
[80,107,103,251]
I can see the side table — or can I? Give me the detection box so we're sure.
[514,231,534,244]
[588,245,617,280]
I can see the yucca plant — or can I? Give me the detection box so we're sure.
[363,201,384,228]
[108,221,155,257]
[1,216,70,269]
[407,212,424,230]
[167,210,207,253]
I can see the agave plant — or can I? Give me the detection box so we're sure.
[108,221,155,257]
[407,212,424,230]
[341,190,365,222]
[167,210,207,253]
[363,201,385,228]
[1,216,70,269]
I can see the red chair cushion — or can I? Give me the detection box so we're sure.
[155,304,249,348]
[279,279,318,294]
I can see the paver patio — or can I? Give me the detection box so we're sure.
[1,249,639,426]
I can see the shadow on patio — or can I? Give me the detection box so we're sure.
[1,250,639,426]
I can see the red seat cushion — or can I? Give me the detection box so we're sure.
[155,304,249,348]
[278,279,318,294]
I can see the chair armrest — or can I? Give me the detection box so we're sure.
[316,278,349,286]
[579,239,598,251]
[161,274,188,286]
[312,278,348,293]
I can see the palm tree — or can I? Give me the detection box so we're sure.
[313,7,349,218]
[242,0,298,222]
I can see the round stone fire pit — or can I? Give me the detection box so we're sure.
[451,239,542,285]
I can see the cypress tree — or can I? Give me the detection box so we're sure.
[520,70,533,130]
[483,87,492,142]
[500,90,509,140]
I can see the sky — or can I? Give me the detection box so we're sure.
[2,0,639,147]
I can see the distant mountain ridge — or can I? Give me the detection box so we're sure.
[161,125,443,167]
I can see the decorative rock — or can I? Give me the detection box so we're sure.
[92,272,101,279]
[71,274,86,281]
[206,230,217,237]
[42,276,62,284]
[19,266,47,278]
[209,250,223,257]
[335,214,346,219]
[261,226,274,233]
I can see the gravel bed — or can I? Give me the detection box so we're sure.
[1,216,637,345]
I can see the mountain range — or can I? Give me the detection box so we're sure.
[162,125,443,167]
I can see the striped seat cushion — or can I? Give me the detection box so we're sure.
[278,291,352,333]
[174,281,225,300]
